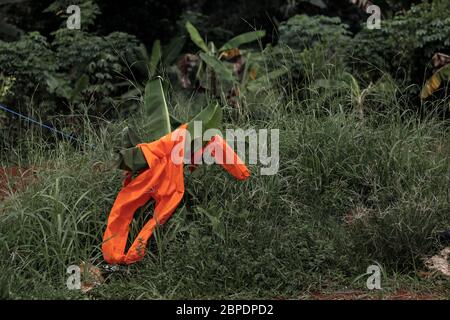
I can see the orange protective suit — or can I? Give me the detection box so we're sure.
[102,124,250,264]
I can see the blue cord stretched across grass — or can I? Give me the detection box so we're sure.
[0,103,95,148]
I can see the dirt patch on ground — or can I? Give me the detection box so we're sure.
[0,166,37,199]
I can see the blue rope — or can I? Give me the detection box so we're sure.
[0,103,96,148]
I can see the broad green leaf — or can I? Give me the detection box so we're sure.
[117,146,148,172]
[143,78,171,140]
[185,21,209,53]
[219,30,266,52]
[208,41,217,55]
[199,52,234,83]
[149,39,161,77]
[133,43,150,77]
[115,128,145,172]
[170,114,183,129]
[118,78,174,172]
[187,103,222,140]
[137,43,149,61]
[120,126,141,149]
[304,0,327,9]
[163,36,186,66]
[117,104,222,172]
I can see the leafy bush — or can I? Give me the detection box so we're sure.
[0,29,139,117]
[0,32,57,111]
[278,14,351,51]
[256,14,352,99]
[51,29,139,113]
[351,0,450,86]
[179,20,266,108]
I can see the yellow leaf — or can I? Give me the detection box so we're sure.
[249,68,257,80]
[219,48,241,60]
[421,74,442,100]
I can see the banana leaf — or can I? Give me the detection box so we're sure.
[170,114,183,128]
[163,35,186,66]
[149,39,161,77]
[421,63,450,100]
[304,0,327,9]
[219,30,266,52]
[187,103,222,140]
[121,126,141,149]
[117,144,147,172]
[116,103,222,173]
[143,78,171,141]
[199,52,235,83]
[185,21,209,53]
[132,43,150,78]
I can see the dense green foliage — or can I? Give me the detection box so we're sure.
[352,0,450,86]
[0,30,138,111]
[2,81,450,298]
[278,14,351,49]
[2,0,449,125]
[1,0,450,299]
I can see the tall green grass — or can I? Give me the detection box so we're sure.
[1,49,450,299]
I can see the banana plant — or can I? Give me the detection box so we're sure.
[117,77,223,172]
[421,53,450,100]
[134,36,186,80]
[183,21,265,98]
[120,37,185,103]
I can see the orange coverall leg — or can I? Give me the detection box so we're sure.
[102,125,187,264]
